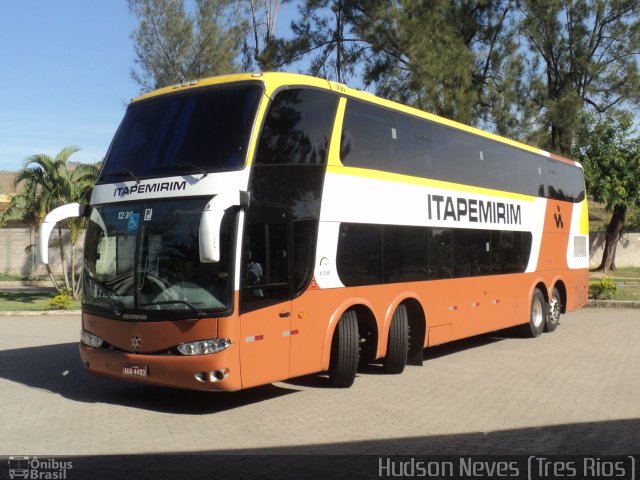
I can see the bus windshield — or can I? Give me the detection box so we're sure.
[83,198,233,319]
[98,84,262,182]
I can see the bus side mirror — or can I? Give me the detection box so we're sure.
[38,203,90,265]
[199,191,249,263]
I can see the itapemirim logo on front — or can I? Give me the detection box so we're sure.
[7,457,72,479]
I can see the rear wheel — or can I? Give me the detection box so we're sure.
[545,287,562,332]
[383,304,409,374]
[329,310,359,388]
[521,288,546,338]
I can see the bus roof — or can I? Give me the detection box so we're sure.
[132,71,577,167]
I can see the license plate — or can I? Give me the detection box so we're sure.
[122,364,148,377]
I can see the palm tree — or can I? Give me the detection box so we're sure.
[10,147,99,296]
[0,177,60,289]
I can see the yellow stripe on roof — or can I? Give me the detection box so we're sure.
[327,165,536,202]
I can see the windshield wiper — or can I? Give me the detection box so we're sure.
[105,169,140,184]
[139,300,207,317]
[152,162,208,178]
[87,278,123,317]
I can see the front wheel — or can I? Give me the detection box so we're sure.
[521,288,546,338]
[545,287,562,332]
[329,310,359,388]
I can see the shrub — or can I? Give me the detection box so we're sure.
[588,278,617,300]
[47,288,74,310]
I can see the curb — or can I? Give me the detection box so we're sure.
[585,300,640,309]
[0,281,57,287]
[0,310,81,317]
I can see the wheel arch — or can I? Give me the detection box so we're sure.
[551,278,568,313]
[530,279,550,304]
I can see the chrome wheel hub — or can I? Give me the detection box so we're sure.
[549,297,561,324]
[532,298,544,328]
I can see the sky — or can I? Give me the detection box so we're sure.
[0,1,298,172]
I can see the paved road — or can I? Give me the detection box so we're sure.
[0,309,638,477]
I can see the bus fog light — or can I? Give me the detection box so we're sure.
[81,330,103,348]
[177,338,231,356]
[210,369,229,381]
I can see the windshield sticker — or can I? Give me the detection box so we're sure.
[127,213,140,231]
[144,209,153,221]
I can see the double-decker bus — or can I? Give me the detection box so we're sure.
[38,72,588,390]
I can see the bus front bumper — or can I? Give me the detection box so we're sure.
[79,342,242,392]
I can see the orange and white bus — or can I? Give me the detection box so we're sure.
[38,72,589,390]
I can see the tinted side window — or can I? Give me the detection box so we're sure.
[491,230,532,273]
[341,100,399,171]
[336,224,382,286]
[383,225,430,282]
[429,228,453,279]
[256,88,338,165]
[339,99,584,202]
[397,114,446,177]
[336,223,533,286]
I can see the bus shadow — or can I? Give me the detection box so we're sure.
[286,329,517,387]
[423,329,518,361]
[0,342,297,414]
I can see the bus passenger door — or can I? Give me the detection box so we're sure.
[239,204,292,388]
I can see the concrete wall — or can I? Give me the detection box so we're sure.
[0,228,85,277]
[590,232,640,268]
[2,228,639,276]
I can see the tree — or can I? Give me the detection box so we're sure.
[129,0,247,91]
[243,0,288,70]
[11,148,99,296]
[574,112,640,272]
[344,0,522,127]
[520,0,640,154]
[0,177,60,290]
[284,0,368,83]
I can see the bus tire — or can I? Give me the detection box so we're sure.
[329,310,359,388]
[545,287,562,332]
[521,288,546,338]
[383,304,409,374]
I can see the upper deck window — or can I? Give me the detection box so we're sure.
[98,84,262,183]
[341,98,585,203]
[255,88,338,165]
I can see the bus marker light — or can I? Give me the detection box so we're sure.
[448,306,458,311]
[245,335,264,343]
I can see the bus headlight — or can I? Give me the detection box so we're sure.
[177,338,231,355]
[81,330,104,348]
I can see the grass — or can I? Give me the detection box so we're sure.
[614,286,640,301]
[0,291,80,311]
[589,267,640,301]
[0,272,64,283]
